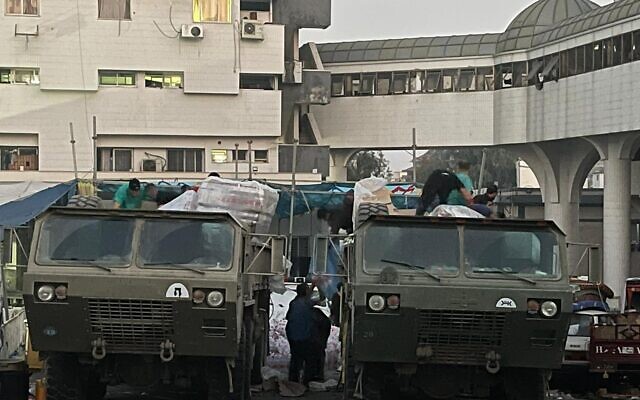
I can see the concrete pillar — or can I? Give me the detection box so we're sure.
[603,155,631,306]
[545,201,581,272]
[329,149,353,181]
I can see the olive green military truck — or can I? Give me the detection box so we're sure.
[318,214,573,400]
[23,207,285,400]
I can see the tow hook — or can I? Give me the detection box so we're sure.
[485,350,501,374]
[91,338,107,360]
[160,339,175,362]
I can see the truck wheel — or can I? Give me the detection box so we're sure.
[230,317,252,400]
[0,371,29,400]
[356,203,389,228]
[251,309,268,385]
[503,368,546,400]
[46,354,86,400]
[67,195,101,209]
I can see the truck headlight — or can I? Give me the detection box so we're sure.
[192,289,206,305]
[54,285,68,300]
[540,301,558,318]
[368,295,386,312]
[37,285,55,302]
[206,290,225,308]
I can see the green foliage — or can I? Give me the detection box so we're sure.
[347,151,391,181]
[415,148,517,189]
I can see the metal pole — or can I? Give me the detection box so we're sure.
[478,148,487,189]
[234,143,239,180]
[412,128,417,183]
[92,116,98,183]
[247,140,253,181]
[69,123,79,180]
[287,140,299,259]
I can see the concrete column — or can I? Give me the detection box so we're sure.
[603,155,631,306]
[329,150,352,181]
[545,201,581,272]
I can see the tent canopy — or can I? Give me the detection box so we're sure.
[0,182,76,229]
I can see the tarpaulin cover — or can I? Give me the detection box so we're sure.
[0,181,75,228]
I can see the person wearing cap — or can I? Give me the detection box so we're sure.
[113,178,145,209]
[473,184,498,206]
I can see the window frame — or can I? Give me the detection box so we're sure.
[193,0,232,23]
[167,148,205,173]
[99,71,136,87]
[5,0,39,17]
[144,72,183,89]
[0,146,39,171]
[97,0,132,21]
[376,72,391,96]
[331,75,345,97]
[253,149,269,163]
[0,68,39,85]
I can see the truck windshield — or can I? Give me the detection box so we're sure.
[363,223,460,276]
[139,220,234,270]
[464,227,560,279]
[36,215,134,266]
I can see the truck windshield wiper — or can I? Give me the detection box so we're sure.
[381,259,441,282]
[144,262,205,275]
[51,258,112,272]
[473,268,536,285]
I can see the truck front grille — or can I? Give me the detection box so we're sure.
[418,310,506,364]
[88,299,174,353]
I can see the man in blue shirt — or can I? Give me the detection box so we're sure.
[114,179,144,209]
[286,284,314,383]
[447,161,474,206]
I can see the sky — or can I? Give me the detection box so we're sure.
[299,0,613,171]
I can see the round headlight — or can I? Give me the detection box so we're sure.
[368,295,386,312]
[206,290,225,308]
[37,285,55,302]
[527,299,540,314]
[54,285,68,300]
[540,301,558,318]
[387,295,400,310]
[193,289,206,305]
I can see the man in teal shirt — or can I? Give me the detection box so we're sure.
[113,178,144,209]
[447,161,474,205]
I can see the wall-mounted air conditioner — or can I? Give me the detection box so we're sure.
[241,20,264,40]
[142,159,158,172]
[181,24,204,38]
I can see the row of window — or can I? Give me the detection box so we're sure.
[5,0,236,23]
[0,68,39,84]
[98,148,270,173]
[331,29,640,97]
[99,71,184,89]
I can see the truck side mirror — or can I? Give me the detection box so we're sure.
[314,236,329,275]
[270,236,286,275]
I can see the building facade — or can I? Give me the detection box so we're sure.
[0,0,330,182]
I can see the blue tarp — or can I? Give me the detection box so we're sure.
[0,182,76,228]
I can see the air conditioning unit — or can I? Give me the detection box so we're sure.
[241,20,264,40]
[142,159,158,172]
[181,24,204,38]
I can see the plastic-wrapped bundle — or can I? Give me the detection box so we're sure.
[430,205,484,218]
[196,178,279,233]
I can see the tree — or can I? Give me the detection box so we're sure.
[414,148,518,189]
[347,151,391,181]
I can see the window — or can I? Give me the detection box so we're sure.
[576,45,585,74]
[376,73,391,95]
[360,74,375,95]
[99,71,136,87]
[476,67,494,91]
[254,150,268,163]
[211,149,228,163]
[584,44,594,72]
[634,31,640,60]
[98,0,131,20]
[622,32,633,64]
[559,52,569,79]
[346,74,360,96]
[496,64,513,89]
[602,38,614,68]
[240,74,274,90]
[97,148,132,172]
[409,70,424,93]
[0,68,39,84]
[331,75,345,97]
[167,148,204,172]
[193,0,231,23]
[425,70,442,93]
[391,72,408,94]
[457,69,476,92]
[230,149,248,161]
[593,41,603,70]
[0,146,38,171]
[442,70,457,92]
[567,48,577,76]
[512,62,527,87]
[145,72,183,89]
[5,0,38,16]
[612,36,622,67]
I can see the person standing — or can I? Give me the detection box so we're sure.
[286,284,314,384]
[113,178,144,209]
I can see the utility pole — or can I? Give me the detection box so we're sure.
[69,123,78,180]
[478,148,487,189]
[247,140,253,180]
[234,143,239,180]
[412,128,417,183]
[92,116,98,183]
[287,139,299,259]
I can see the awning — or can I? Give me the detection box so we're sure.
[0,181,76,229]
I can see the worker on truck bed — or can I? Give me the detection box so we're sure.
[113,179,158,209]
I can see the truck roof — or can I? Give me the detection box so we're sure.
[365,214,564,235]
[42,207,246,230]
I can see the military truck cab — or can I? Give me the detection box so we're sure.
[328,215,573,400]
[23,208,285,400]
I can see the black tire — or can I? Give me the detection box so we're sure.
[0,371,29,400]
[67,195,101,209]
[46,353,86,400]
[356,203,389,228]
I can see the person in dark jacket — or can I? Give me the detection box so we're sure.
[473,184,498,205]
[286,284,315,383]
[308,305,332,382]
[416,170,468,215]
